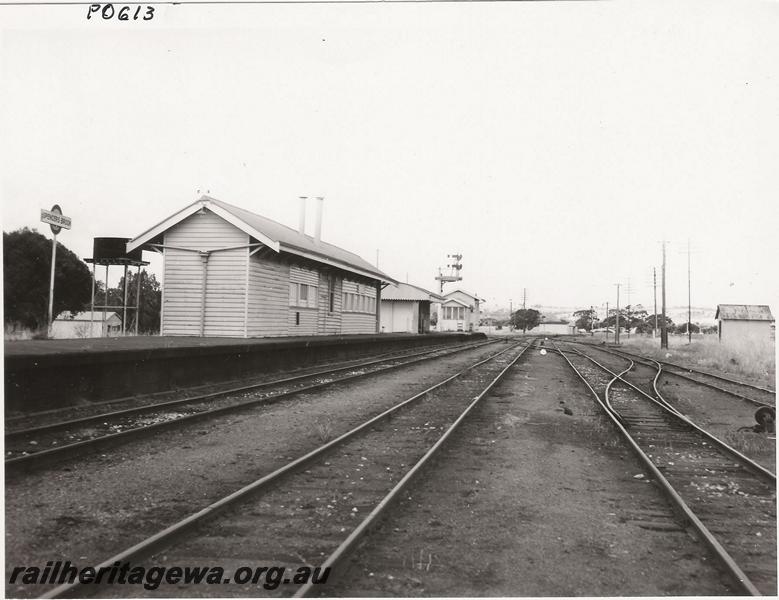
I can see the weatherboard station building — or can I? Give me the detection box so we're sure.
[126,196,395,337]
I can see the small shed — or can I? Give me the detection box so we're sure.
[435,289,484,332]
[52,311,122,339]
[715,304,774,344]
[380,283,443,333]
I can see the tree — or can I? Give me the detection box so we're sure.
[622,304,648,331]
[599,305,649,332]
[673,322,700,335]
[599,309,626,330]
[511,308,542,333]
[635,314,675,335]
[573,308,597,331]
[115,270,162,334]
[3,228,92,330]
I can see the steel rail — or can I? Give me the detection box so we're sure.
[6,339,502,475]
[6,339,496,440]
[40,342,528,599]
[293,340,533,597]
[603,345,775,409]
[615,345,776,394]
[565,344,775,481]
[4,340,474,426]
[569,347,686,419]
[552,341,763,596]
[571,340,775,405]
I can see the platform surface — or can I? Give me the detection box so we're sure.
[4,332,457,359]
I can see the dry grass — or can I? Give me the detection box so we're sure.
[621,335,775,388]
[311,416,334,443]
[586,413,624,449]
[724,430,776,455]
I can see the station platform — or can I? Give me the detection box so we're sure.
[4,332,485,413]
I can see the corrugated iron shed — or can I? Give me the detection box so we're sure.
[715,304,774,321]
[382,282,443,302]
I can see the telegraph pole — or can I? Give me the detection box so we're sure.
[614,283,621,344]
[605,301,609,342]
[661,240,669,349]
[687,238,692,344]
[626,278,632,338]
[653,267,658,339]
[522,288,526,310]
[509,299,513,331]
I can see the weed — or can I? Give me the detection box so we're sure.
[312,416,334,443]
[724,430,775,455]
[409,549,434,572]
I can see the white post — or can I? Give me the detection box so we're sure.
[47,233,58,337]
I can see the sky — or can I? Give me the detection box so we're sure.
[2,0,778,318]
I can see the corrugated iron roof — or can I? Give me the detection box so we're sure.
[715,304,774,321]
[127,196,396,284]
[441,297,471,308]
[381,282,443,302]
[443,289,485,302]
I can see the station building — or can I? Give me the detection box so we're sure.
[126,196,395,337]
[715,304,774,344]
[380,282,443,333]
[435,289,483,332]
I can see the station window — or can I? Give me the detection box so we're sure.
[289,283,317,308]
[342,289,376,314]
[444,306,464,320]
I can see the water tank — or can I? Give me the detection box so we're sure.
[92,237,143,263]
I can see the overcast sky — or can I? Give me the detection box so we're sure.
[2,0,778,316]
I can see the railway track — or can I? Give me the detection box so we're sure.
[554,341,776,596]
[37,340,533,598]
[572,340,775,408]
[5,338,501,475]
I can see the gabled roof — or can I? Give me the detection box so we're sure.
[381,282,444,302]
[127,196,396,283]
[715,304,774,321]
[443,289,485,302]
[441,297,471,308]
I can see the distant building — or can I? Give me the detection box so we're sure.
[535,321,574,335]
[715,304,774,344]
[52,311,122,339]
[435,289,483,332]
[380,283,443,333]
[126,196,394,337]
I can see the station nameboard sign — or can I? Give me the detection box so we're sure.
[40,205,72,235]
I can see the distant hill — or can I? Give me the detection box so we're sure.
[484,304,717,326]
